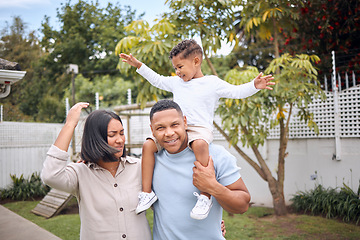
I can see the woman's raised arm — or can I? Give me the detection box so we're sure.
[54,102,89,151]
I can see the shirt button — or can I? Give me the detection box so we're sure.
[122,234,126,238]
[119,207,124,211]
[114,183,118,187]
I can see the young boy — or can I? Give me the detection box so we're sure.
[120,39,274,220]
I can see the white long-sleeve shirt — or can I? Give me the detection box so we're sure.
[137,64,260,131]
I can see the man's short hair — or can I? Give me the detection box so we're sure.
[150,100,183,121]
[169,39,203,60]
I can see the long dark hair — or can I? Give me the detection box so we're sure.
[80,110,126,163]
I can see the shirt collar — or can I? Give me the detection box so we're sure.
[122,156,137,164]
[85,156,137,169]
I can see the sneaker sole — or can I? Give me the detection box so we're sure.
[190,202,213,220]
[135,195,158,214]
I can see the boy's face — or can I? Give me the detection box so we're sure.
[171,54,202,81]
[150,109,188,154]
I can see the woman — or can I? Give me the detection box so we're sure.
[41,102,151,240]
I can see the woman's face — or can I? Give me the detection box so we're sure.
[107,119,125,159]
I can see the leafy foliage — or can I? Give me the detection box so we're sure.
[63,74,135,108]
[115,18,178,107]
[0,173,50,201]
[286,0,360,76]
[0,17,43,121]
[217,53,325,147]
[291,183,360,225]
[239,0,301,39]
[1,1,140,122]
[235,0,360,88]
[216,53,325,216]
[163,0,240,54]
[115,0,242,107]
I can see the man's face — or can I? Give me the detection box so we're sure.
[150,109,188,154]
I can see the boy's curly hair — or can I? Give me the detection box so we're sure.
[169,39,203,59]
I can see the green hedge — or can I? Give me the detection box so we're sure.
[0,173,50,201]
[291,182,360,225]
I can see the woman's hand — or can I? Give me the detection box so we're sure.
[54,102,89,151]
[65,102,89,128]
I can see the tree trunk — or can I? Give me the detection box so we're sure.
[268,179,287,216]
[214,121,288,216]
[272,18,280,75]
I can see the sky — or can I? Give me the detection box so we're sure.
[0,0,231,55]
[0,0,170,32]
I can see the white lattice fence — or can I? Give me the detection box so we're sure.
[115,85,360,142]
[268,85,360,139]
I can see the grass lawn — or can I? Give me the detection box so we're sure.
[2,200,359,240]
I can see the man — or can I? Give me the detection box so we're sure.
[149,99,251,239]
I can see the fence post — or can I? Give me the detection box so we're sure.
[332,51,341,161]
[127,88,132,105]
[95,92,99,110]
[65,98,70,117]
[352,71,356,87]
[345,72,349,89]
[324,75,328,91]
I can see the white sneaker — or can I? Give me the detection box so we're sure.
[135,191,158,214]
[190,192,213,220]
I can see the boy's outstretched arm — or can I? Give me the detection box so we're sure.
[119,53,142,69]
[253,72,275,90]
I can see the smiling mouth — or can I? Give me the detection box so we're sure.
[165,139,177,144]
[115,146,123,151]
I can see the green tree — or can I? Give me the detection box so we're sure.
[238,0,302,64]
[163,0,241,75]
[62,74,135,109]
[116,0,327,216]
[35,0,139,122]
[115,18,179,107]
[220,0,331,216]
[41,1,138,76]
[291,0,360,88]
[115,0,241,107]
[0,16,42,121]
[217,53,326,216]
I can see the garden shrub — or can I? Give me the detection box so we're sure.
[291,182,360,225]
[0,173,50,201]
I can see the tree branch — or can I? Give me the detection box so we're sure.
[241,126,274,182]
[213,121,267,181]
[204,52,218,76]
